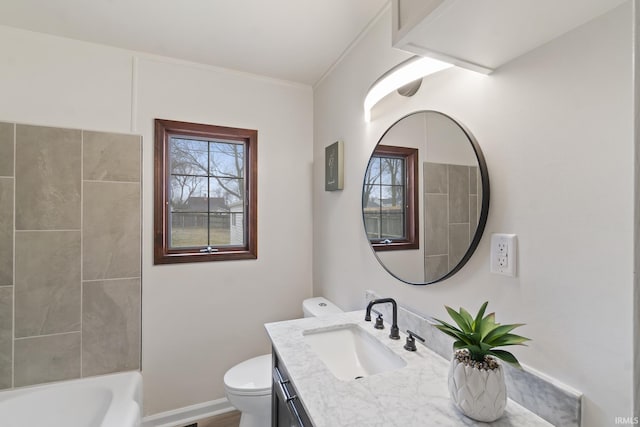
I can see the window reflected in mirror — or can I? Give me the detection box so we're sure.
[363,145,418,251]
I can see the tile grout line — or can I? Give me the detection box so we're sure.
[138,134,143,371]
[468,167,472,241]
[11,122,15,389]
[15,229,81,233]
[132,60,143,376]
[446,165,450,270]
[14,330,81,341]
[80,131,84,379]
[83,179,141,185]
[83,276,141,283]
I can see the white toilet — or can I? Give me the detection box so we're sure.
[223,297,342,427]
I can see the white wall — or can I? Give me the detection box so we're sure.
[137,57,314,414]
[0,25,313,415]
[425,113,479,166]
[313,3,634,426]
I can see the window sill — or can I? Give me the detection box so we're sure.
[154,248,257,264]
[371,241,419,252]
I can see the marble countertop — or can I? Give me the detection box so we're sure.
[265,311,552,427]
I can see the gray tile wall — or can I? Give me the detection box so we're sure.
[0,123,14,177]
[0,288,12,389]
[424,162,480,281]
[0,179,13,286]
[0,121,141,390]
[15,125,81,230]
[82,278,141,376]
[83,181,141,280]
[14,332,81,387]
[15,231,81,337]
[0,123,13,391]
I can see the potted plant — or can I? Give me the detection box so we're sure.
[433,301,530,422]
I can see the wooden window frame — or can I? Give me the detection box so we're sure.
[154,119,257,264]
[366,145,419,252]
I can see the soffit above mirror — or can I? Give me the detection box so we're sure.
[392,0,627,73]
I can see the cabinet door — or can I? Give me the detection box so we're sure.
[272,349,312,427]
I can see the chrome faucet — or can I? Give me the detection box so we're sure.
[365,298,400,340]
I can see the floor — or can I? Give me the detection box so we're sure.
[191,410,241,427]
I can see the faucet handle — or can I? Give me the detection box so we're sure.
[404,330,425,351]
[371,309,384,330]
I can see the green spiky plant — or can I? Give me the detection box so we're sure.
[433,301,530,369]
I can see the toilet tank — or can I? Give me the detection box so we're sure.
[303,297,342,318]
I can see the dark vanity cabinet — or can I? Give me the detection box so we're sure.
[272,349,312,427]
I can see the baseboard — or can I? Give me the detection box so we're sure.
[142,398,235,427]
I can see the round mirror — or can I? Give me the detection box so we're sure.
[362,111,489,285]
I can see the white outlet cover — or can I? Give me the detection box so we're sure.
[490,234,517,276]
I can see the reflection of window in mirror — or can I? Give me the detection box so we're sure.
[363,145,418,251]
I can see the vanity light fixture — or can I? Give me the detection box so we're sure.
[363,55,453,122]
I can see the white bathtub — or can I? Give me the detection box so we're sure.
[0,371,142,427]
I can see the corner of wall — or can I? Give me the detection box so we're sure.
[633,0,640,418]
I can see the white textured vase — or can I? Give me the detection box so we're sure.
[448,356,507,422]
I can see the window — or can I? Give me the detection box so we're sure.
[363,145,418,251]
[154,119,257,264]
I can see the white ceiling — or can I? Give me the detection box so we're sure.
[0,0,389,86]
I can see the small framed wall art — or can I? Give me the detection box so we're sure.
[325,141,344,191]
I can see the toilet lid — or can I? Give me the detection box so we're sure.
[224,354,272,395]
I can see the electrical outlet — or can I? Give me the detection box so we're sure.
[490,234,517,276]
[497,256,508,268]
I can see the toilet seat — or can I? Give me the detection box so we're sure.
[224,354,272,396]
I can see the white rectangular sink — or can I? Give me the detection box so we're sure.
[303,324,406,381]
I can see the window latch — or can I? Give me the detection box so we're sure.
[382,239,393,245]
[200,246,218,253]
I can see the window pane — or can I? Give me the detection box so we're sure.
[170,138,208,176]
[380,158,391,185]
[209,213,231,245]
[363,213,381,239]
[209,177,244,207]
[169,176,208,212]
[365,158,381,186]
[210,142,244,178]
[380,158,404,185]
[392,186,405,209]
[380,185,404,209]
[170,213,208,248]
[229,211,245,245]
[363,189,381,210]
[381,213,405,239]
